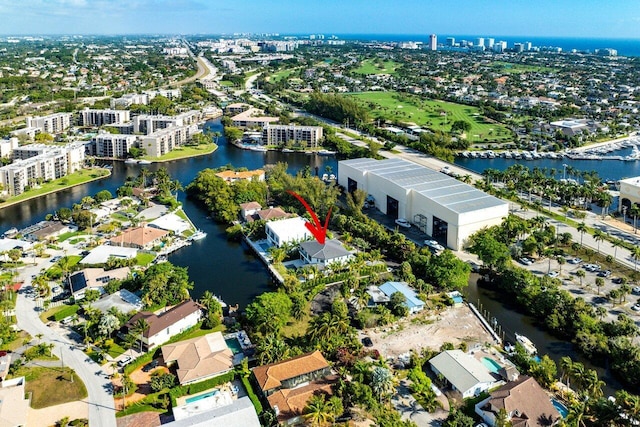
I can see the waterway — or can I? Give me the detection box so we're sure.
[0,119,338,308]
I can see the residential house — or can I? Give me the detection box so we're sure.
[475,376,561,427]
[378,281,425,314]
[20,221,72,242]
[215,169,265,183]
[239,202,262,220]
[161,332,234,385]
[252,351,337,426]
[149,213,191,235]
[68,267,131,300]
[79,244,138,265]
[166,396,260,427]
[265,217,311,248]
[298,239,353,267]
[246,206,292,223]
[429,350,496,398]
[0,377,29,427]
[109,225,169,249]
[123,300,202,350]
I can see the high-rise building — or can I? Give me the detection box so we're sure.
[513,43,524,53]
[487,38,495,49]
[446,37,455,47]
[493,41,507,53]
[475,37,485,48]
[429,34,437,51]
[525,41,533,51]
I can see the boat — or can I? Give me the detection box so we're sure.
[138,160,152,165]
[523,152,534,160]
[503,152,512,159]
[189,229,207,241]
[515,333,537,355]
[329,174,336,180]
[318,149,337,155]
[624,145,640,161]
[504,341,516,353]
[248,146,267,152]
[3,227,18,237]
[486,151,496,159]
[124,158,138,164]
[282,148,294,153]
[322,173,329,181]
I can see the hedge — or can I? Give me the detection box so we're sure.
[169,371,236,407]
[51,305,80,321]
[241,375,263,414]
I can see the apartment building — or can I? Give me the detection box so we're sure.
[231,108,279,128]
[0,138,18,159]
[78,108,131,127]
[133,111,201,135]
[110,93,149,109]
[90,132,138,158]
[262,124,323,148]
[25,112,72,134]
[140,124,199,157]
[0,143,85,196]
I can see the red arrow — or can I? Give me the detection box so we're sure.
[287,190,332,245]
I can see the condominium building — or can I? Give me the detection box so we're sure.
[133,111,201,135]
[262,124,323,148]
[231,108,279,128]
[0,143,85,196]
[140,124,199,157]
[110,93,150,109]
[25,112,72,134]
[79,108,131,127]
[0,138,18,159]
[429,34,438,51]
[90,132,138,158]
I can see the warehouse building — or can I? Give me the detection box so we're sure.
[338,158,509,250]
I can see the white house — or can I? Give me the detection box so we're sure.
[298,239,353,266]
[265,217,311,247]
[123,300,202,350]
[429,350,496,398]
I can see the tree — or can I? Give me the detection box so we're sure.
[468,230,511,271]
[57,207,72,222]
[577,222,588,247]
[443,409,475,427]
[576,269,586,287]
[389,292,409,317]
[94,190,113,203]
[304,393,335,427]
[371,366,395,402]
[140,262,193,307]
[131,318,149,353]
[149,372,176,392]
[98,314,119,337]
[245,292,292,335]
[593,229,605,254]
[595,277,604,295]
[426,250,471,291]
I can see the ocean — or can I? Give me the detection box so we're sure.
[334,33,640,57]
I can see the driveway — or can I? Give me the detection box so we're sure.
[15,276,117,427]
[391,379,448,427]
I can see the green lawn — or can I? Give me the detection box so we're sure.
[354,59,401,75]
[347,91,513,143]
[492,61,557,74]
[135,252,156,266]
[269,68,299,82]
[141,143,217,162]
[0,168,110,207]
[219,80,235,87]
[57,231,87,242]
[9,366,87,409]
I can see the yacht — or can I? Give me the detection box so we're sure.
[624,145,640,161]
[322,173,329,181]
[486,151,496,159]
[124,158,138,164]
[318,149,337,155]
[138,160,152,165]
[523,152,534,161]
[503,152,512,159]
[248,145,268,152]
[282,148,294,153]
[515,333,538,355]
[189,229,207,241]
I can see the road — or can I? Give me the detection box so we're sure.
[15,254,117,426]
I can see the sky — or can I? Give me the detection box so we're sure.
[1,0,639,39]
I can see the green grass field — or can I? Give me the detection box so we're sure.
[142,143,217,162]
[354,59,401,75]
[135,252,156,266]
[269,67,299,82]
[492,61,557,74]
[10,366,87,408]
[348,91,513,143]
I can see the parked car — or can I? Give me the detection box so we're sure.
[598,270,612,278]
[631,303,640,312]
[518,257,533,266]
[394,218,411,228]
[362,337,373,347]
[583,264,601,272]
[547,271,559,278]
[633,286,640,294]
[612,277,624,284]
[117,356,133,368]
[568,257,582,264]
[142,360,159,372]
[424,240,445,252]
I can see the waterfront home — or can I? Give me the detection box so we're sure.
[0,238,32,254]
[230,108,279,129]
[298,239,353,267]
[378,281,425,314]
[149,213,191,235]
[68,266,131,300]
[475,376,561,427]
[239,201,262,220]
[122,299,202,351]
[246,206,292,223]
[161,331,234,385]
[252,351,337,426]
[20,220,72,242]
[109,225,169,249]
[215,169,265,183]
[167,396,260,427]
[265,217,312,248]
[429,350,496,398]
[79,244,138,265]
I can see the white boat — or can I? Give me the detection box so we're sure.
[248,146,267,152]
[189,229,207,241]
[515,333,537,355]
[503,152,512,159]
[624,145,640,161]
[138,160,152,165]
[3,227,18,237]
[318,149,337,155]
[322,173,329,181]
[124,158,138,164]
[282,148,294,153]
[523,152,534,160]
[486,151,496,159]
[329,174,336,180]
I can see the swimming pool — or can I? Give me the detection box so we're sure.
[481,357,502,373]
[225,337,243,355]
[185,389,219,404]
[552,399,569,418]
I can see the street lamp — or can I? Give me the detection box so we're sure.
[622,205,628,225]
[562,164,568,181]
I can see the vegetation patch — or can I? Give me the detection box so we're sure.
[353,59,401,75]
[141,143,217,162]
[10,366,87,409]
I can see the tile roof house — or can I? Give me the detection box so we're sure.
[298,239,353,266]
[215,169,265,183]
[68,266,131,300]
[239,201,262,220]
[123,300,202,350]
[379,281,425,314]
[252,351,337,425]
[161,332,234,385]
[429,350,496,398]
[246,206,293,223]
[475,376,561,427]
[109,225,169,249]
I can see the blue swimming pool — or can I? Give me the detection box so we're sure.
[481,357,501,373]
[225,337,243,355]
[552,399,569,418]
[185,390,219,404]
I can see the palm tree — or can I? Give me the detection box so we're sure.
[131,318,149,353]
[595,277,604,295]
[631,204,640,234]
[577,222,588,247]
[632,246,640,272]
[596,306,607,320]
[612,238,623,262]
[557,256,566,274]
[304,394,334,427]
[576,269,586,287]
[583,369,604,399]
[560,356,573,390]
[593,229,605,254]
[371,366,395,402]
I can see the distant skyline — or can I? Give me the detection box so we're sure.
[1,0,639,39]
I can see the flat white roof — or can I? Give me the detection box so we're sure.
[80,245,138,264]
[150,213,191,235]
[620,176,640,189]
[0,238,32,252]
[266,216,309,236]
[341,158,507,214]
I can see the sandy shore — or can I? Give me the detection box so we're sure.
[365,304,496,358]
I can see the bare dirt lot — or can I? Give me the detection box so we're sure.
[364,304,496,358]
